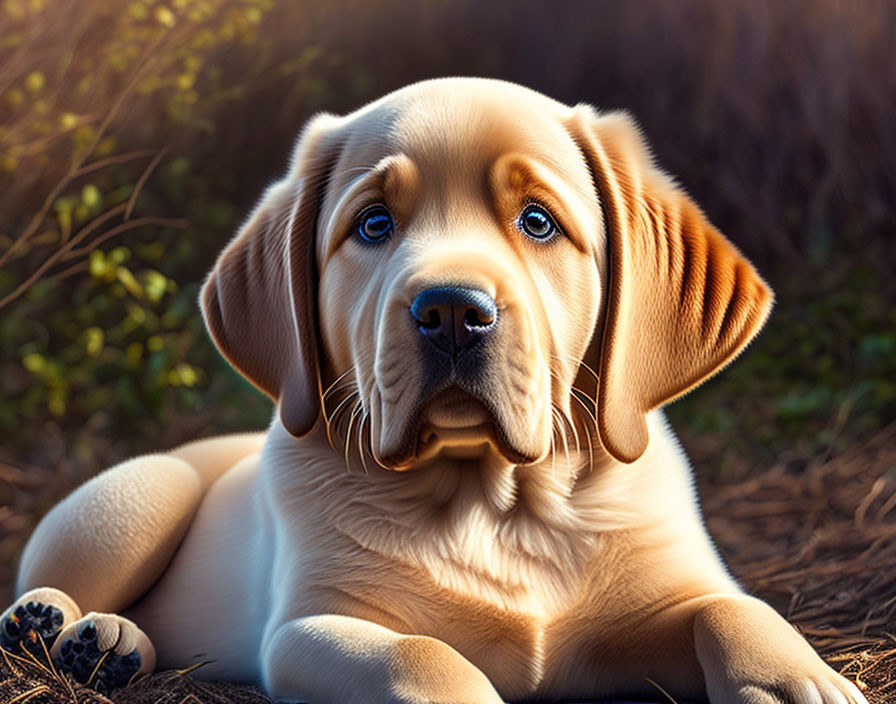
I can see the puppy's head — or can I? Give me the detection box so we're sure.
[202,78,772,469]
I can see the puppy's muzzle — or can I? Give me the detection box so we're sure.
[410,286,497,358]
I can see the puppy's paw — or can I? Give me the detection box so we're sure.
[703,645,868,704]
[51,613,155,692]
[0,587,81,655]
[389,635,507,704]
[694,595,868,704]
[735,674,867,704]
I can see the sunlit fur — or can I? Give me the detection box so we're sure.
[11,79,866,704]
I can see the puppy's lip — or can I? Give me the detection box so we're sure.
[416,423,494,462]
[382,420,532,470]
[377,420,494,471]
[422,387,490,428]
[378,388,539,470]
[419,422,492,444]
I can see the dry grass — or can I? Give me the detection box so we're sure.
[0,651,272,704]
[700,423,896,702]
[1,425,894,703]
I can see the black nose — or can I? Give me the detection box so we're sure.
[410,286,497,355]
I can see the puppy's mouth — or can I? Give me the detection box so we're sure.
[379,386,532,470]
[415,387,493,460]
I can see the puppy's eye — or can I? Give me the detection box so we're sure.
[518,204,558,240]
[358,206,394,243]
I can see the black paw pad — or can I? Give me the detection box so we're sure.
[56,621,141,692]
[0,601,65,654]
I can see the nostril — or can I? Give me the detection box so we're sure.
[464,306,493,329]
[419,308,441,330]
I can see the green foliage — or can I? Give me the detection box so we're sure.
[0,0,288,468]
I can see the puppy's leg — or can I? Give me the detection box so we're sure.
[692,594,867,704]
[261,614,505,704]
[16,454,202,614]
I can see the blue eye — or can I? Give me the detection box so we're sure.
[358,206,394,242]
[518,204,557,240]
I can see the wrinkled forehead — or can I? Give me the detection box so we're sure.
[318,82,598,246]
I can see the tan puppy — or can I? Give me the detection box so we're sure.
[5,78,866,704]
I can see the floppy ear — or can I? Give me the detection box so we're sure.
[570,107,773,463]
[201,114,341,437]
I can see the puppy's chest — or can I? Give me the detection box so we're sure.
[320,511,593,697]
[327,501,595,621]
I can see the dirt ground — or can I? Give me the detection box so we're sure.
[1,423,894,703]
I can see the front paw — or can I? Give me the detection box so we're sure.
[694,595,867,704]
[388,635,506,704]
[730,672,866,704]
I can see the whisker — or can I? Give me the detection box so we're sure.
[551,352,599,379]
[546,365,596,477]
[546,372,573,478]
[322,380,360,415]
[552,405,572,476]
[548,370,583,454]
[325,389,360,452]
[325,386,358,425]
[343,398,364,473]
[569,390,596,475]
[321,367,357,404]
[577,359,600,387]
[363,410,390,471]
[550,353,600,398]
[548,408,557,482]
[357,409,370,478]
[558,402,581,459]
[573,390,597,419]
[321,347,377,411]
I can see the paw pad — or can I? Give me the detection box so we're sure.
[56,620,141,692]
[0,600,64,654]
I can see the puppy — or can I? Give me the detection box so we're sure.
[4,78,866,704]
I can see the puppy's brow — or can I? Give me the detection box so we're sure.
[381,155,419,207]
[319,154,419,261]
[489,154,590,252]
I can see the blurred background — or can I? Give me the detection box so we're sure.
[1,0,894,601]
